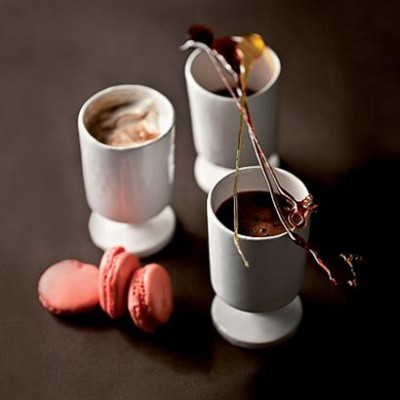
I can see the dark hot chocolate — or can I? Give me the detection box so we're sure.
[216,191,290,237]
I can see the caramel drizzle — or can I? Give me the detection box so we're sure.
[181,26,358,287]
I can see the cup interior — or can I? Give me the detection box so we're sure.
[81,85,175,146]
[187,48,280,96]
[209,167,309,239]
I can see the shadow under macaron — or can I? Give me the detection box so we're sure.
[55,306,115,331]
[115,298,215,373]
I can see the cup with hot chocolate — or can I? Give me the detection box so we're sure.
[207,166,310,348]
[78,85,175,257]
[183,24,357,348]
[184,45,281,192]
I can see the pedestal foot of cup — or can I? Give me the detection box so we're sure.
[88,206,176,258]
[211,295,302,348]
[194,154,280,194]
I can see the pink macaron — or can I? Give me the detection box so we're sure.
[128,263,173,332]
[99,246,141,318]
[38,260,99,314]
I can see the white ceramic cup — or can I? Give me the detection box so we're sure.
[78,85,175,257]
[207,166,310,347]
[185,48,281,192]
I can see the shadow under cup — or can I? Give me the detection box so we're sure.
[207,167,310,313]
[78,85,175,224]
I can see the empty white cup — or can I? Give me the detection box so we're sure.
[185,47,281,192]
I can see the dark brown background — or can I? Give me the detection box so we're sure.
[1,0,399,398]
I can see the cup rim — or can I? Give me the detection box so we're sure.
[207,166,309,242]
[184,47,281,103]
[78,84,175,151]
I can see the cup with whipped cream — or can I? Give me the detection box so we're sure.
[78,85,176,257]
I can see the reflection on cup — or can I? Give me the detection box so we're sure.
[185,48,281,192]
[207,167,310,348]
[78,85,176,257]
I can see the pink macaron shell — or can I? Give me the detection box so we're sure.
[99,247,141,318]
[99,246,125,312]
[128,263,173,332]
[38,260,99,314]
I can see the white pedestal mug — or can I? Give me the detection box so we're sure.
[78,85,176,257]
[185,48,281,193]
[207,167,310,348]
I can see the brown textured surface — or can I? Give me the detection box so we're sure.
[1,0,399,398]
